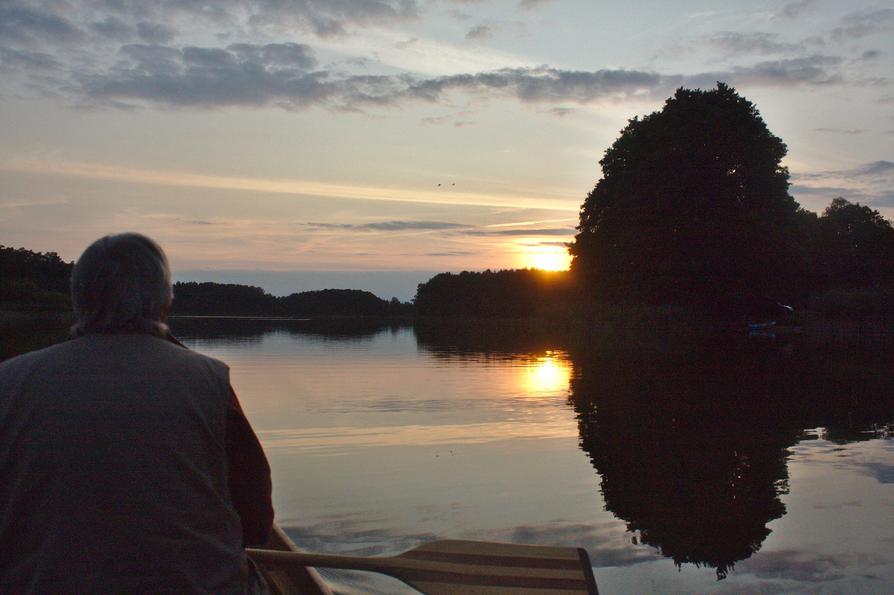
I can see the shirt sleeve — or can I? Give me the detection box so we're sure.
[225,387,274,546]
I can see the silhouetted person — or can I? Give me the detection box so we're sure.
[0,233,273,593]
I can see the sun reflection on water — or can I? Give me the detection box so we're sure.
[521,351,571,396]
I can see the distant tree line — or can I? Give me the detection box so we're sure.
[171,283,413,317]
[410,192,894,320]
[0,249,413,318]
[0,246,73,311]
[413,269,575,318]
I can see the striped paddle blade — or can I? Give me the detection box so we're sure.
[394,539,598,594]
[248,539,598,594]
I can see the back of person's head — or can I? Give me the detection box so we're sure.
[71,233,173,337]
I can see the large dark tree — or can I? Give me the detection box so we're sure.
[570,83,802,311]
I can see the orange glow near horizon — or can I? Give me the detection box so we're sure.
[526,249,572,271]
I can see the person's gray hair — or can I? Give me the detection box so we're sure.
[70,233,173,337]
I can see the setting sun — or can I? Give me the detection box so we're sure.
[527,250,572,271]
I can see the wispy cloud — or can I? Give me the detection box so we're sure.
[4,0,420,41]
[71,44,683,110]
[465,24,492,41]
[66,52,851,110]
[0,197,69,209]
[462,227,574,236]
[518,0,556,9]
[830,8,894,42]
[792,160,894,209]
[0,0,856,113]
[307,220,468,231]
[714,55,844,87]
[0,156,578,211]
[813,127,866,135]
[697,32,803,56]
[136,21,177,44]
[0,3,84,46]
[775,0,820,20]
[0,45,59,71]
[741,549,846,582]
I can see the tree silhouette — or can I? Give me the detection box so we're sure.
[414,269,574,317]
[0,246,73,311]
[171,282,412,317]
[815,198,894,289]
[570,83,801,312]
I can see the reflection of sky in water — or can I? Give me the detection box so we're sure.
[178,324,894,594]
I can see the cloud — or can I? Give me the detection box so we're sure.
[853,462,894,483]
[136,21,177,44]
[0,197,69,209]
[698,32,802,56]
[466,25,492,41]
[813,128,866,135]
[76,54,842,109]
[89,17,134,41]
[420,110,475,126]
[519,241,569,247]
[475,521,661,568]
[446,9,473,20]
[722,55,844,87]
[829,8,894,42]
[462,227,575,236]
[464,20,528,42]
[0,3,84,46]
[791,160,894,209]
[543,107,575,117]
[394,37,418,49]
[2,0,419,47]
[855,161,894,176]
[740,550,845,583]
[307,220,468,231]
[80,42,326,109]
[73,46,681,109]
[0,46,59,71]
[1,1,849,113]
[518,0,556,9]
[408,67,674,104]
[776,0,820,20]
[424,251,476,256]
[245,0,420,37]
[800,160,894,180]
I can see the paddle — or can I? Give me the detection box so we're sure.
[247,539,598,594]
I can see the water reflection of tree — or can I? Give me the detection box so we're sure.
[568,338,894,579]
[413,319,571,361]
[169,317,409,342]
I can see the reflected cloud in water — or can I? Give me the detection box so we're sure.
[473,520,662,569]
[259,417,578,455]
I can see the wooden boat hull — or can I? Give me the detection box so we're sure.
[250,524,332,595]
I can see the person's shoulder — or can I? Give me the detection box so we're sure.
[0,340,76,372]
[149,335,231,376]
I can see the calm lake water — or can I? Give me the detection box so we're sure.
[3,317,894,593]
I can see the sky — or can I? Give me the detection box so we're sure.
[1,0,892,300]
